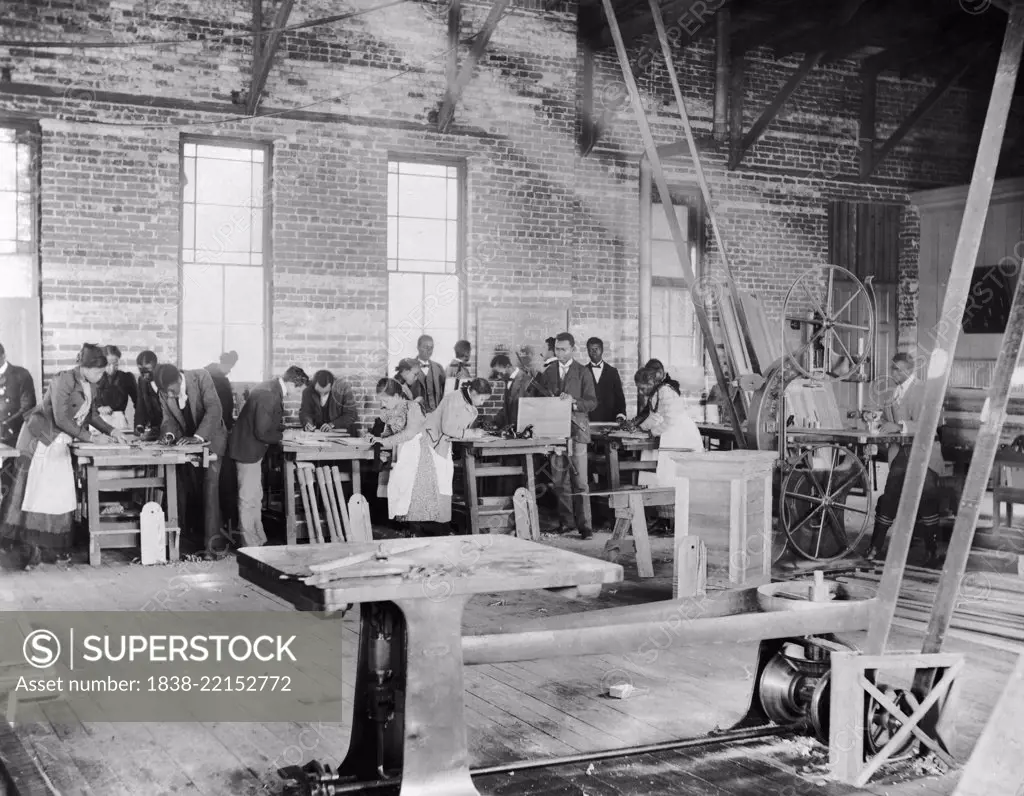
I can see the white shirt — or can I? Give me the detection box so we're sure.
[418,360,431,369]
[892,374,915,408]
[0,361,8,378]
[589,360,603,384]
[278,378,287,396]
[508,368,520,381]
[319,393,330,407]
[558,362,570,382]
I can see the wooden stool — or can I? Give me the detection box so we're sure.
[601,487,673,578]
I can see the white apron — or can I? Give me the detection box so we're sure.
[22,432,77,515]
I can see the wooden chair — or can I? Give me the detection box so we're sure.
[993,453,1024,534]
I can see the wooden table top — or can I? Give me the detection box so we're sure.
[696,422,737,437]
[453,435,567,450]
[279,436,375,460]
[0,443,17,460]
[237,535,623,611]
[72,441,208,465]
[785,427,914,445]
[592,431,658,449]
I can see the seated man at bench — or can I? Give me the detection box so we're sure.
[865,353,945,567]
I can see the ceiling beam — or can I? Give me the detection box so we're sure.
[594,0,726,50]
[252,0,262,65]
[865,54,981,176]
[436,0,511,133]
[729,50,821,169]
[247,0,294,115]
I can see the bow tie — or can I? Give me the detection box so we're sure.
[589,362,603,369]
[418,361,430,368]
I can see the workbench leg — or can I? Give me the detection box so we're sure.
[339,602,407,781]
[608,446,622,490]
[284,458,298,546]
[393,595,478,796]
[464,448,480,535]
[524,454,540,541]
[629,492,655,578]
[166,464,179,561]
[352,460,362,498]
[86,465,100,567]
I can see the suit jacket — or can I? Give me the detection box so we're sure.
[227,379,285,464]
[883,376,944,473]
[299,380,358,431]
[159,369,227,456]
[586,361,626,422]
[415,360,446,413]
[534,360,598,443]
[20,368,114,452]
[495,369,532,429]
[204,363,235,430]
[135,374,162,430]
[0,363,36,448]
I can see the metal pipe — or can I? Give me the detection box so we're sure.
[639,157,653,370]
[304,724,799,793]
[713,9,730,142]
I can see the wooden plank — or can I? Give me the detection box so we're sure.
[866,5,1024,655]
[436,0,511,132]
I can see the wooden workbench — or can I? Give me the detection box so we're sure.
[453,436,567,535]
[697,422,741,450]
[237,535,623,796]
[72,441,209,566]
[272,435,375,545]
[590,430,658,489]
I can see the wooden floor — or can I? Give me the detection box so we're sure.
[0,525,1019,796]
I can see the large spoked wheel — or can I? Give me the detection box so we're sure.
[783,263,874,382]
[779,444,873,561]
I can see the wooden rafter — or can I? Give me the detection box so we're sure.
[447,0,461,92]
[859,66,876,178]
[594,0,724,50]
[436,0,511,133]
[863,54,981,176]
[247,0,294,115]
[252,0,262,65]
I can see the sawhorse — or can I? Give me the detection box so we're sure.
[597,486,677,579]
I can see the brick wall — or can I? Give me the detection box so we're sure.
[0,0,1020,426]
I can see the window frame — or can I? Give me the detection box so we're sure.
[177,134,273,381]
[385,153,467,363]
[0,118,41,296]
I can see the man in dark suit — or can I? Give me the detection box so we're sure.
[299,370,359,433]
[585,337,626,424]
[134,350,162,435]
[0,342,36,450]
[204,350,238,431]
[490,354,532,430]
[153,364,228,557]
[534,332,598,538]
[228,366,309,547]
[414,335,446,413]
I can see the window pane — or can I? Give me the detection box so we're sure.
[387,221,397,259]
[223,325,263,382]
[651,203,688,240]
[195,144,252,162]
[16,145,31,193]
[0,240,15,254]
[397,162,448,177]
[651,286,669,336]
[423,273,460,328]
[195,157,254,206]
[397,217,447,261]
[15,195,31,241]
[652,240,688,279]
[0,143,16,191]
[192,248,252,265]
[223,265,263,324]
[446,220,458,261]
[183,156,196,203]
[396,258,447,273]
[184,142,197,157]
[387,173,398,216]
[396,174,448,219]
[182,204,195,249]
[182,264,224,323]
[0,192,15,241]
[0,253,33,298]
[250,207,263,253]
[194,204,254,251]
[252,149,264,164]
[387,273,424,360]
[181,323,222,373]
[651,336,669,365]
[446,178,459,219]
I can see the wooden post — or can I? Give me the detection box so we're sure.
[859,66,876,178]
[602,0,746,448]
[865,3,1024,655]
[713,9,730,142]
[638,157,652,368]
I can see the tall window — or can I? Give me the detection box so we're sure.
[386,159,462,370]
[0,125,42,392]
[649,201,701,379]
[180,139,269,382]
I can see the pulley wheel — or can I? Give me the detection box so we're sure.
[757,648,828,725]
[865,686,917,758]
[809,671,831,745]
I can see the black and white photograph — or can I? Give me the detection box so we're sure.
[1,0,1024,793]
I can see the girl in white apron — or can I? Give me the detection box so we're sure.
[0,343,125,569]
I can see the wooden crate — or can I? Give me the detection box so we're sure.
[663,450,778,587]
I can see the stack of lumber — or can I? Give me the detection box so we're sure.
[837,565,1024,652]
[942,388,1024,459]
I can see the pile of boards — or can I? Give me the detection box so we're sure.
[295,463,372,544]
[837,565,1024,652]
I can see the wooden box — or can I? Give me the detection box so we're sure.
[516,397,571,438]
[664,450,778,587]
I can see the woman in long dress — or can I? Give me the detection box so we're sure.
[1,343,126,569]
[95,344,137,431]
[371,377,491,535]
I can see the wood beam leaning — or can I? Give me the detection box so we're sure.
[447,0,462,91]
[436,0,511,133]
[599,0,748,447]
[252,0,262,66]
[864,2,1024,656]
[859,66,876,178]
[247,0,295,115]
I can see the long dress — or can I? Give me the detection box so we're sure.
[376,399,415,499]
[637,384,704,519]
[1,368,114,561]
[386,391,478,523]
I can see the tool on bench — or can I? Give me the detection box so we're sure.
[279,540,433,581]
